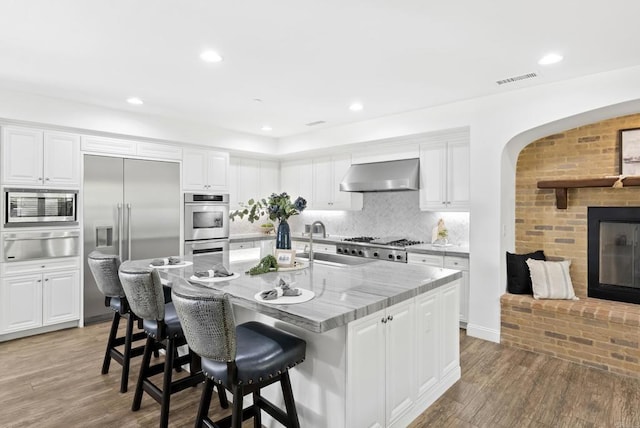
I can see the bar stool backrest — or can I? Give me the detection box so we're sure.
[87,251,125,298]
[118,262,166,321]
[171,280,237,362]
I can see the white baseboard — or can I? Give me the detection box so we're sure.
[466,323,500,343]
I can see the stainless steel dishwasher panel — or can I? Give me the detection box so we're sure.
[3,230,80,262]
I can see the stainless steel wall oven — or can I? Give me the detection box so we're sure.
[184,193,229,241]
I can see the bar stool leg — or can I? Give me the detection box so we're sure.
[120,313,135,393]
[102,312,121,374]
[231,384,243,428]
[252,390,262,428]
[133,336,154,411]
[160,338,176,428]
[280,371,300,428]
[195,378,215,428]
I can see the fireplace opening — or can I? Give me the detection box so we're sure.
[588,207,640,304]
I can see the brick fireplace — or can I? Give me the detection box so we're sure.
[502,112,640,378]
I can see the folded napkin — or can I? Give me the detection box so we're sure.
[194,269,215,278]
[151,257,181,266]
[260,278,301,300]
[194,264,233,278]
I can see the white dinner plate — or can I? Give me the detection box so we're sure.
[149,261,193,269]
[189,272,240,282]
[254,288,315,305]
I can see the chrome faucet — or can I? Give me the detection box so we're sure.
[308,221,326,263]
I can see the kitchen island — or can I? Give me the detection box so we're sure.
[143,255,462,428]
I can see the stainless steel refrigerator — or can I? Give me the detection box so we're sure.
[83,155,180,323]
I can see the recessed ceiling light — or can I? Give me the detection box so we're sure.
[349,102,363,111]
[538,53,563,65]
[261,125,272,132]
[200,50,223,63]
[126,97,143,105]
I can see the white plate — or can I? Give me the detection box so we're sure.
[149,261,193,269]
[190,272,240,282]
[254,288,315,304]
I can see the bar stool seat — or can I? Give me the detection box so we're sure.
[141,302,183,339]
[172,281,306,428]
[201,321,306,388]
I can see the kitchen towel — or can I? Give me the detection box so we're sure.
[260,278,302,300]
[194,264,233,278]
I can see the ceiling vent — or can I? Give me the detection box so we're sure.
[496,72,538,86]
[306,120,326,127]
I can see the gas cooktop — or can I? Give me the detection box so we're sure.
[338,236,423,263]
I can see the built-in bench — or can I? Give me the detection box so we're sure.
[500,293,640,379]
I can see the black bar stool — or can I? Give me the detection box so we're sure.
[87,251,147,393]
[118,262,228,428]
[171,279,307,428]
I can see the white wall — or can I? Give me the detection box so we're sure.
[0,86,278,154]
[279,65,640,342]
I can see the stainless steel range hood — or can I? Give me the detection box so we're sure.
[340,158,420,192]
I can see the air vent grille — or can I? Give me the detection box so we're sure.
[306,120,326,127]
[496,72,538,86]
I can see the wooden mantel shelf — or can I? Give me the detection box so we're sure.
[537,177,640,209]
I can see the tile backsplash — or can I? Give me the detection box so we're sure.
[230,191,469,245]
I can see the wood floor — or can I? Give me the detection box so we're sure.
[1,324,639,428]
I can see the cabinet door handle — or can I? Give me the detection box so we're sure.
[45,178,50,181]
[381,317,387,324]
[38,177,43,181]
[387,315,393,321]
[37,279,42,282]
[45,278,49,281]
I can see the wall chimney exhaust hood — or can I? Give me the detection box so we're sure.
[340,158,420,192]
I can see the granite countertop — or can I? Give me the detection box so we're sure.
[138,255,461,334]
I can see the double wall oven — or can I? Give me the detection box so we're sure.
[184,193,229,266]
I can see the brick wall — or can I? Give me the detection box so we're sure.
[506,113,640,379]
[501,295,640,378]
[515,113,640,297]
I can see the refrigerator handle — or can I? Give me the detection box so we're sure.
[117,203,123,258]
[127,203,132,261]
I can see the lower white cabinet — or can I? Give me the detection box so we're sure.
[408,253,469,326]
[347,281,460,428]
[0,258,80,336]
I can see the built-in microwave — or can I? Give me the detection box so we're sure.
[5,188,78,227]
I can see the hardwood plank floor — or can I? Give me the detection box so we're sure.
[1,324,639,427]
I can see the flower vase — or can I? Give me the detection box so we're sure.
[276,219,291,249]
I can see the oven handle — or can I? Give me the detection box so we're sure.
[3,231,80,241]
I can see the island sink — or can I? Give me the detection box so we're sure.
[296,252,374,266]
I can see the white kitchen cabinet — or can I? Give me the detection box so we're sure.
[280,159,313,206]
[407,252,469,327]
[42,270,80,326]
[81,135,182,160]
[419,130,469,211]
[0,274,43,333]
[347,300,416,427]
[347,284,459,428]
[183,149,229,192]
[444,256,470,326]
[0,257,80,337]
[229,157,280,208]
[2,126,80,187]
[312,154,362,210]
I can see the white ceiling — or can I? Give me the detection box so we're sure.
[1,0,640,138]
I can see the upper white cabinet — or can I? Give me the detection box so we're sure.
[229,157,280,208]
[312,154,362,210]
[280,159,313,206]
[2,126,80,187]
[182,149,229,192]
[81,135,182,160]
[419,129,469,211]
